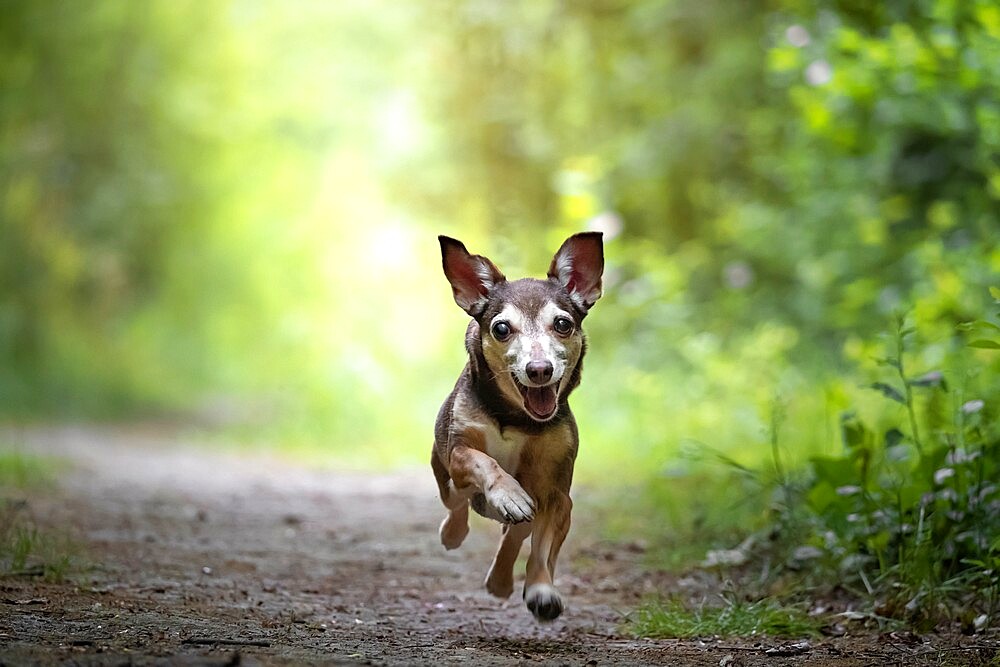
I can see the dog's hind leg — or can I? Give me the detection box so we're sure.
[439,502,469,550]
[432,447,471,549]
[524,491,572,621]
[484,521,531,598]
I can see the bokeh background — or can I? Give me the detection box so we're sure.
[2,0,998,482]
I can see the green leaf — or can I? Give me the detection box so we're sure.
[806,480,838,513]
[867,530,891,555]
[968,339,1000,349]
[884,428,904,447]
[897,480,922,509]
[958,320,1000,332]
[874,356,901,370]
[840,413,874,450]
[989,286,1000,302]
[908,371,947,391]
[976,320,998,331]
[811,456,858,487]
[916,445,950,482]
[870,382,906,404]
[840,414,869,449]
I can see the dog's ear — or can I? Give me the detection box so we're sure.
[548,232,604,311]
[439,236,506,316]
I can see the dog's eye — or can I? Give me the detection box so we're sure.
[491,321,512,341]
[553,317,574,336]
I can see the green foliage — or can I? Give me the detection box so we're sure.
[0,450,58,488]
[683,311,1000,630]
[629,596,821,639]
[0,448,72,581]
[794,317,1000,626]
[0,512,75,582]
[1,0,997,466]
[409,0,999,346]
[0,2,460,460]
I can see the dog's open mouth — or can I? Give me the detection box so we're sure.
[515,380,558,421]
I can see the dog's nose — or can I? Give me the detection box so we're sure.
[526,360,554,385]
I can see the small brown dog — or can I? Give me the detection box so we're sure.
[431,233,604,621]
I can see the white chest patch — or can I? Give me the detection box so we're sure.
[452,392,530,476]
[481,422,529,476]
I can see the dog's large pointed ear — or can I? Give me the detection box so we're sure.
[439,236,506,316]
[548,232,604,311]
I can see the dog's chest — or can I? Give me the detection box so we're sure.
[480,423,530,475]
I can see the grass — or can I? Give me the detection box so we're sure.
[628,597,822,639]
[0,449,61,488]
[0,510,77,582]
[0,448,76,582]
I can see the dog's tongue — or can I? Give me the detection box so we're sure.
[525,386,557,418]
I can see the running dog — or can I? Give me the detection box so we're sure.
[431,232,604,621]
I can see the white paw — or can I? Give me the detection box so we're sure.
[525,583,564,622]
[486,481,535,524]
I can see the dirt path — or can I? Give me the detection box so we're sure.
[1,426,995,666]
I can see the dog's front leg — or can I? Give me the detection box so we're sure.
[524,491,572,621]
[449,444,535,524]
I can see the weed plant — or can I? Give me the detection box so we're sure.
[631,291,1000,637]
[0,450,75,582]
[631,595,820,639]
[758,308,996,631]
[0,511,75,583]
[785,309,1000,630]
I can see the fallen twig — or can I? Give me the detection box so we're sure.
[860,644,999,667]
[182,637,271,647]
[0,567,45,578]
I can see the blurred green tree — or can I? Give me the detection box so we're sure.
[0,0,996,472]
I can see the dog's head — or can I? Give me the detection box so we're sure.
[439,233,604,422]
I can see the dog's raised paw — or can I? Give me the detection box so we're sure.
[525,583,564,621]
[486,481,535,524]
